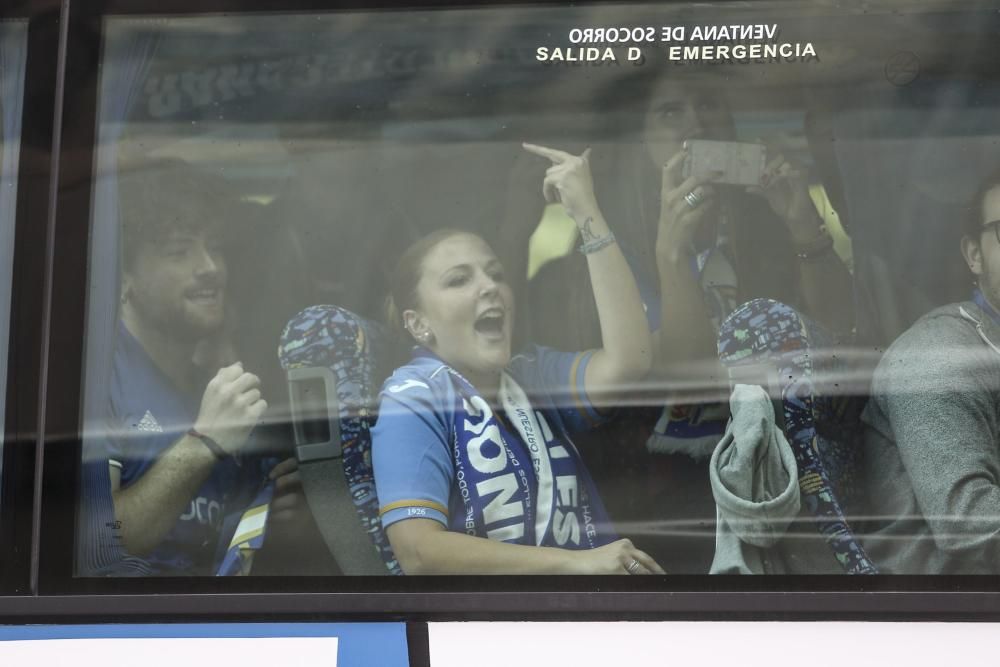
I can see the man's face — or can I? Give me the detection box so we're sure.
[123,226,228,341]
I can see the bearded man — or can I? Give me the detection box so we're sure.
[85,166,301,575]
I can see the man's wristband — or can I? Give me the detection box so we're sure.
[186,428,230,463]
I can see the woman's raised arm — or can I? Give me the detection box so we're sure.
[522,143,652,405]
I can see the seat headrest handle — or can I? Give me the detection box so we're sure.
[287,365,342,462]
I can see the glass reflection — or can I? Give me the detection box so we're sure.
[74,3,1000,577]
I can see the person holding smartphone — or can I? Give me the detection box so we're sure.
[526,80,856,572]
[644,83,854,385]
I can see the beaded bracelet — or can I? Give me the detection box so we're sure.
[579,231,617,255]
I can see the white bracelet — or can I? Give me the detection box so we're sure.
[578,231,617,255]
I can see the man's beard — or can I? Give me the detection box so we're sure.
[130,293,225,343]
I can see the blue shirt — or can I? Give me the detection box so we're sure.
[95,323,261,575]
[372,344,603,534]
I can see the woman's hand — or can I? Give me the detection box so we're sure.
[267,457,304,524]
[523,143,601,223]
[752,150,822,241]
[523,141,651,396]
[752,148,855,334]
[569,538,666,575]
[655,149,719,267]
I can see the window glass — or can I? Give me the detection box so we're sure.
[0,20,28,493]
[75,2,1000,578]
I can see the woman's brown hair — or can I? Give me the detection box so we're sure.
[384,227,470,346]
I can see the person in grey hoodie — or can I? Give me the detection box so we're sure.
[862,168,1000,574]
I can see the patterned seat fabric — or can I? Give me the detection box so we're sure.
[717,298,877,575]
[278,305,401,575]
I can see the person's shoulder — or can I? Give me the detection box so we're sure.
[891,302,984,349]
[510,343,545,362]
[507,343,554,374]
[872,301,995,392]
[109,324,178,419]
[379,354,457,415]
[375,355,455,439]
[382,354,450,390]
[507,343,591,390]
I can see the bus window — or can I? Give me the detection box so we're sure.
[70,2,1000,580]
[0,20,28,496]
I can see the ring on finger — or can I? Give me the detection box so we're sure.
[626,559,641,575]
[683,189,704,209]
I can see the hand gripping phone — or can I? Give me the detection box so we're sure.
[682,139,767,187]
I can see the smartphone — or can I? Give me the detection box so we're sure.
[682,139,767,187]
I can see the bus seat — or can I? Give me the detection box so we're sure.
[277,305,401,575]
[717,298,878,574]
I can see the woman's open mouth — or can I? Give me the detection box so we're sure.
[474,307,506,341]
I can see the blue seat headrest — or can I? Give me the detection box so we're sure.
[278,304,400,574]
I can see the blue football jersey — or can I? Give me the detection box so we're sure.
[92,323,260,575]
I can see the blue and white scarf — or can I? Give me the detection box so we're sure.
[424,350,615,549]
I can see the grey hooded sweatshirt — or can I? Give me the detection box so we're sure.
[711,384,855,574]
[710,384,801,575]
[862,301,1000,574]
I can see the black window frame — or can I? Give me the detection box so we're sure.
[0,0,995,621]
[0,0,60,597]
